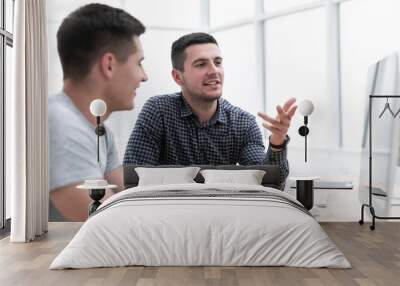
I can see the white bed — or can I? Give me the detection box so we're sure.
[50,183,351,269]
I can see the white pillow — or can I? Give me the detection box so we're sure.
[200,169,266,185]
[135,167,200,186]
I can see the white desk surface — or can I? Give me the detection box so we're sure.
[289,176,320,181]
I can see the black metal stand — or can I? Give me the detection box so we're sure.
[296,180,314,210]
[359,95,400,230]
[88,189,105,215]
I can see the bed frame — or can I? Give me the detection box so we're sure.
[123,165,281,190]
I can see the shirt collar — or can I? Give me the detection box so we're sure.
[180,93,193,117]
[179,93,227,125]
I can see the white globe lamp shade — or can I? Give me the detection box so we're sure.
[90,99,107,117]
[298,99,314,116]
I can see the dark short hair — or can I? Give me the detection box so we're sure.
[171,32,218,71]
[57,3,145,80]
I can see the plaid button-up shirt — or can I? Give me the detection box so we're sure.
[123,93,289,189]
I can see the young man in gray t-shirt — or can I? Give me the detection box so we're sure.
[49,4,148,221]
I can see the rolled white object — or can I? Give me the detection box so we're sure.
[90,99,107,116]
[298,99,314,116]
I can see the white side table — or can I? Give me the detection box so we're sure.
[77,180,117,215]
[289,177,319,210]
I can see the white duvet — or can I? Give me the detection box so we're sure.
[50,183,351,269]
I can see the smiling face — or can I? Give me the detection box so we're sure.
[107,36,148,111]
[174,43,224,102]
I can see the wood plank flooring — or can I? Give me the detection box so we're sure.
[0,222,399,286]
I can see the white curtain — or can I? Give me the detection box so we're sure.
[9,0,49,242]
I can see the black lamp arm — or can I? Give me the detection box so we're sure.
[94,116,106,163]
[96,116,100,163]
[298,116,310,162]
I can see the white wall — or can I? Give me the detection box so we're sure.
[210,0,254,27]
[264,0,317,12]
[265,7,330,149]
[123,0,202,28]
[46,0,400,221]
[47,0,124,96]
[340,0,400,150]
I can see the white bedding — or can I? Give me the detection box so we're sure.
[50,183,351,269]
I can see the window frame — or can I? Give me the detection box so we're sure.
[1,0,14,231]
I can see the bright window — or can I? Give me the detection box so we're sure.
[210,0,254,27]
[265,8,330,148]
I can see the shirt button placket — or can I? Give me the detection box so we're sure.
[199,127,208,164]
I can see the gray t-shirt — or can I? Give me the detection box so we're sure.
[48,92,120,221]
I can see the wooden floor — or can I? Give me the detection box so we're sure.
[0,222,399,286]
